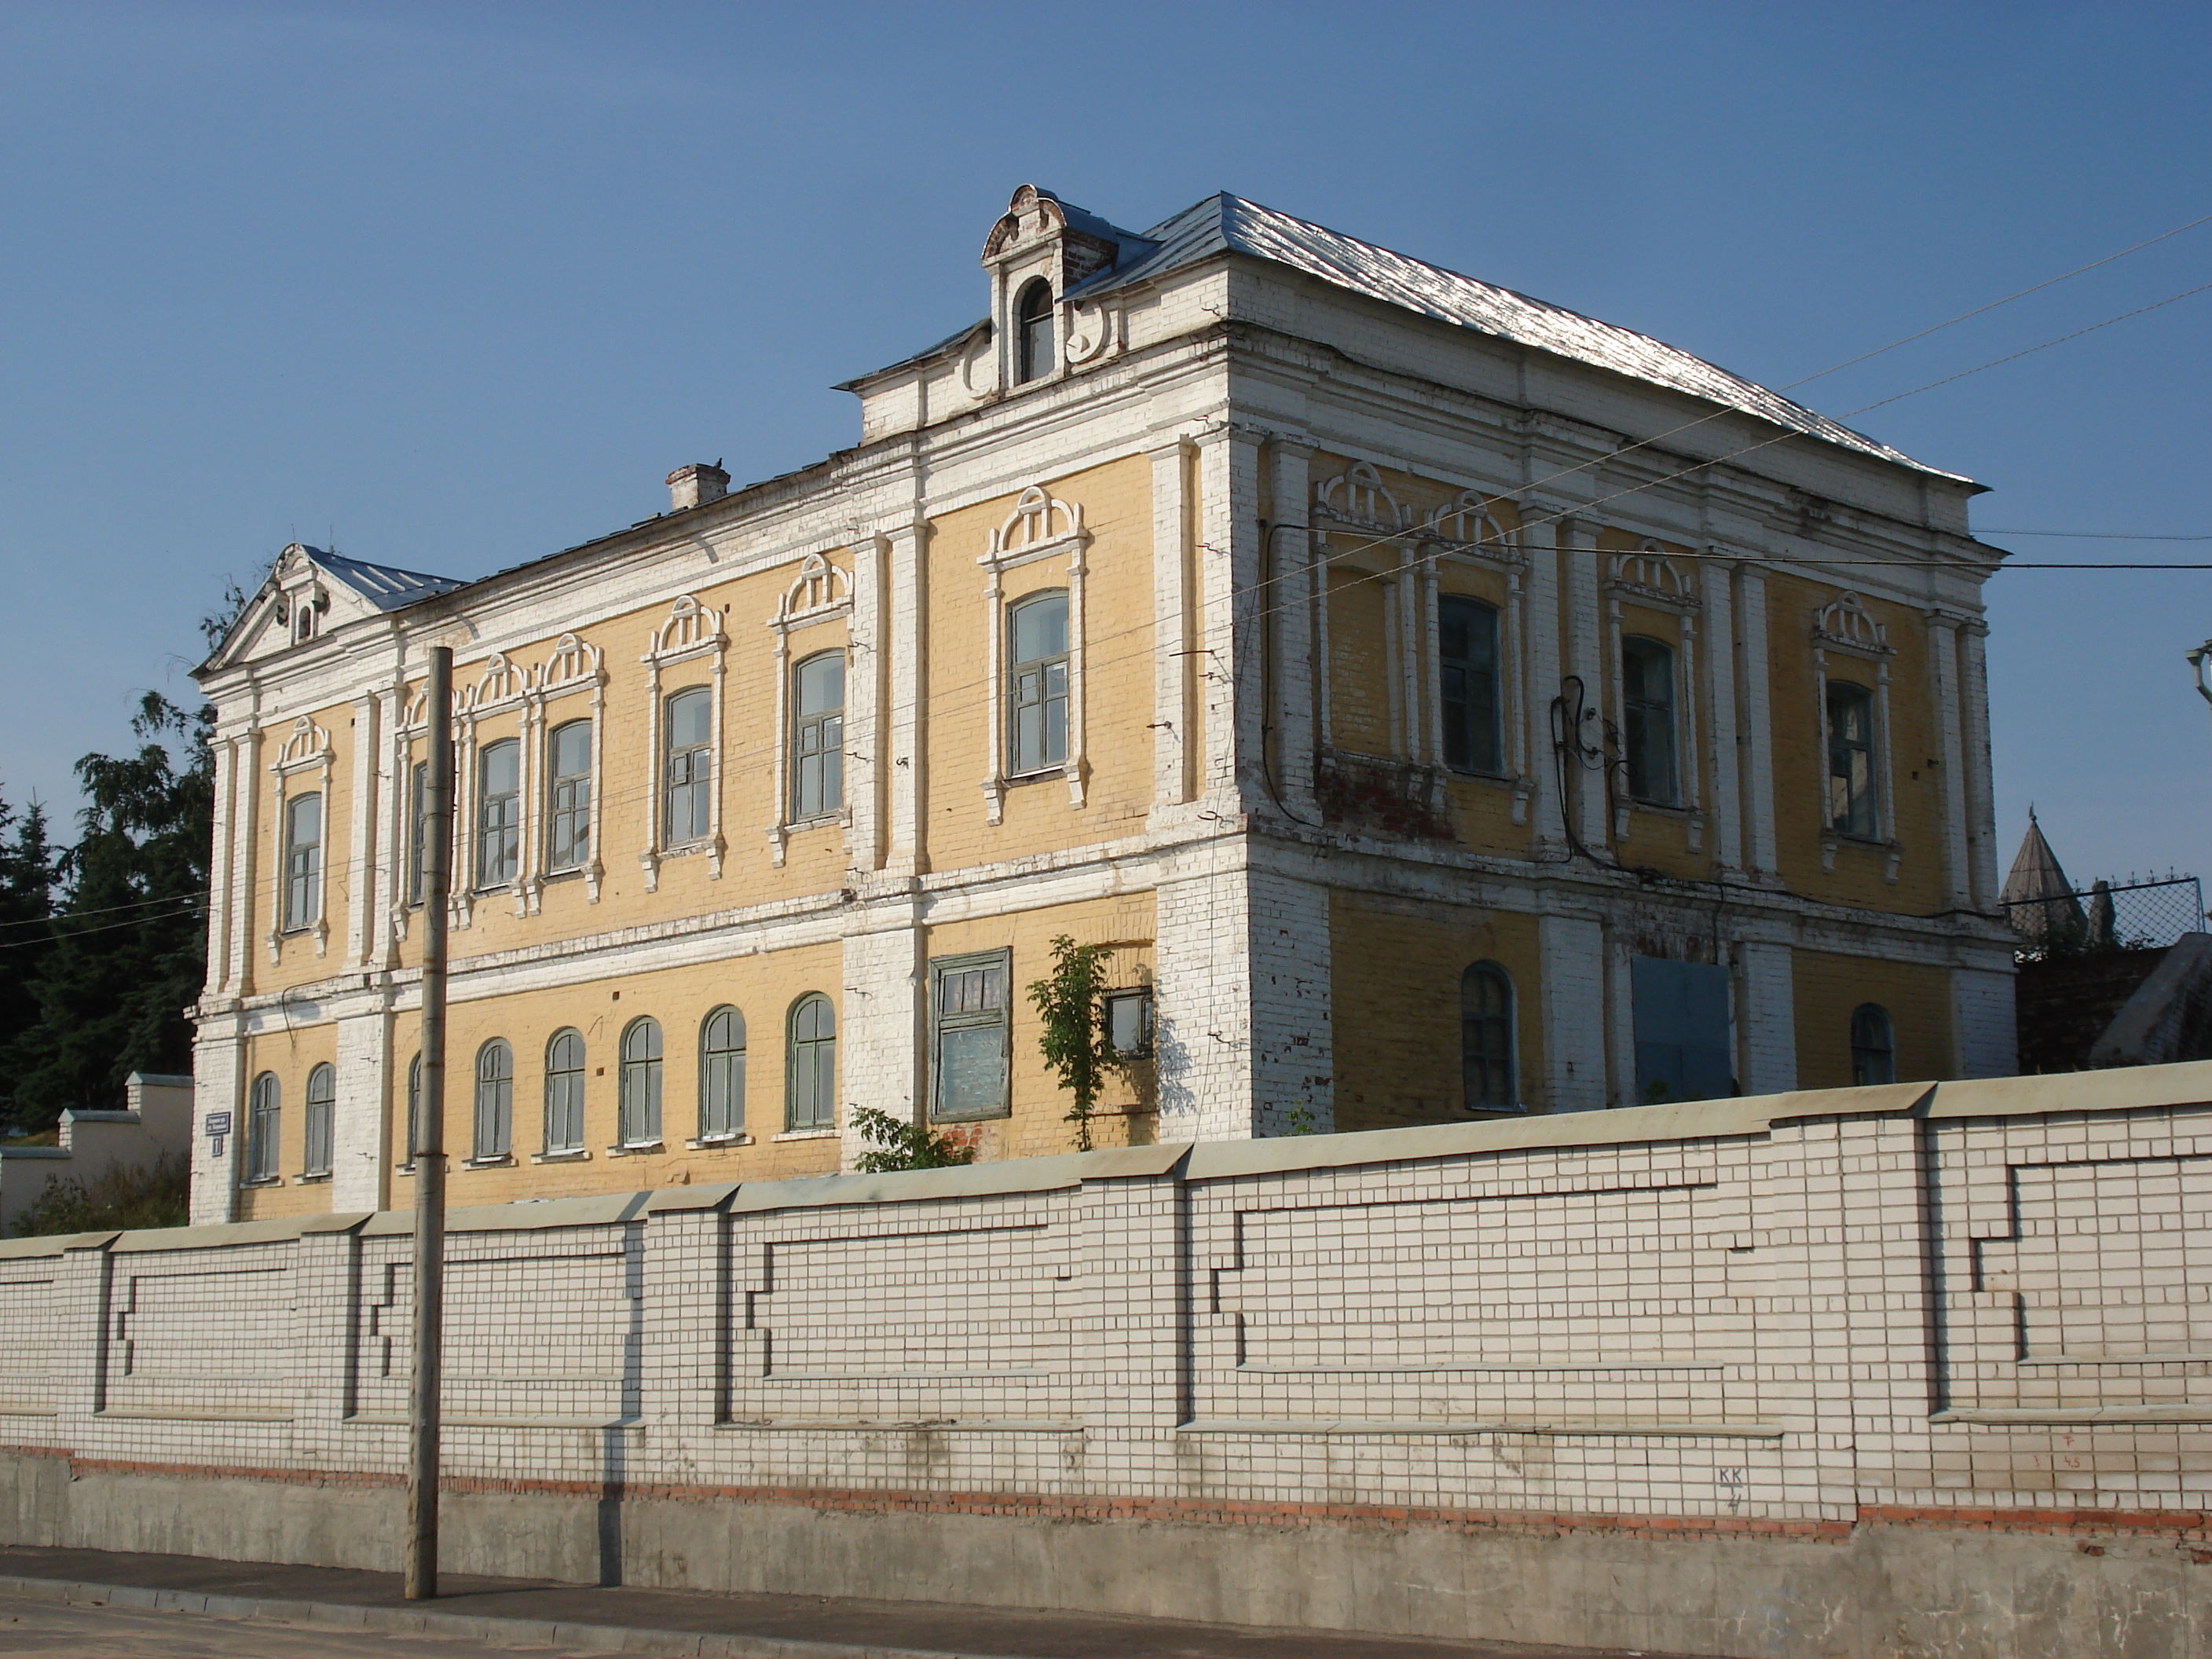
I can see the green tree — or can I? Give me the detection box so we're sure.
[0,793,58,1130]
[849,1106,978,1173]
[1027,935,1114,1152]
[5,694,215,1126]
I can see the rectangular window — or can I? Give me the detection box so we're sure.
[408,760,429,906]
[793,653,844,820]
[1826,681,1878,838]
[1438,595,1501,774]
[1008,594,1069,775]
[931,950,1012,1121]
[1622,636,1679,804]
[663,688,713,845]
[283,792,322,932]
[1104,987,1154,1060]
[476,738,521,888]
[1629,957,1733,1105]
[548,720,591,872]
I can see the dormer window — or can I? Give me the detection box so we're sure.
[1016,279,1055,383]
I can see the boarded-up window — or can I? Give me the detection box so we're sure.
[1630,958,1732,1104]
[1328,569,1392,756]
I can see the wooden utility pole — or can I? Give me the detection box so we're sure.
[405,646,452,1601]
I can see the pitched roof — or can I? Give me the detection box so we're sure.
[310,548,466,610]
[1075,193,1961,479]
[2001,809,2085,943]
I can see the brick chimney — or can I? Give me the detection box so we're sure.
[666,461,730,512]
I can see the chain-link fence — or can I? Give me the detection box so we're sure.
[2005,874,2207,954]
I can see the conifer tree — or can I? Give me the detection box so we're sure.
[0,794,58,1130]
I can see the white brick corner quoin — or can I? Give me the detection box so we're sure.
[9,1064,2212,1659]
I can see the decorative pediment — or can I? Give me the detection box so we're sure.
[1610,543,1697,608]
[1313,462,1409,531]
[644,595,726,663]
[1814,590,1892,655]
[462,652,525,712]
[538,632,604,694]
[1420,490,1515,561]
[270,715,332,774]
[775,553,852,628]
[986,485,1087,567]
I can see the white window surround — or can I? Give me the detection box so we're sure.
[766,552,854,868]
[1811,590,1902,884]
[451,653,528,928]
[1604,544,1705,849]
[980,486,1090,825]
[639,595,728,893]
[266,715,333,962]
[1310,467,1533,824]
[529,632,608,910]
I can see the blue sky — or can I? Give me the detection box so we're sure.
[3,1,2208,895]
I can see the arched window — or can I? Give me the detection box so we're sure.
[1460,963,1517,1110]
[405,1053,422,1166]
[544,1028,586,1153]
[283,792,322,932]
[787,994,837,1130]
[474,1039,513,1159]
[1621,635,1678,805]
[1438,595,1501,775]
[1016,279,1055,383]
[699,1006,747,1140]
[476,737,522,888]
[663,687,713,845]
[792,651,845,820]
[407,760,431,907]
[1007,591,1070,775]
[1851,1003,1896,1086]
[303,1062,335,1177]
[1827,680,1878,837]
[547,720,592,873]
[247,1071,280,1181]
[620,1017,664,1147]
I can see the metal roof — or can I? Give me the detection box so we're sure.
[1081,193,1961,479]
[311,548,466,610]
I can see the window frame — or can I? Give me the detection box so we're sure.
[1459,962,1519,1112]
[404,1053,421,1168]
[246,1071,281,1184]
[789,649,845,823]
[302,1062,335,1177]
[1005,591,1071,778]
[474,736,522,891]
[698,1005,747,1142]
[545,718,593,875]
[472,1038,514,1162]
[618,1017,665,1148]
[1826,679,1880,840]
[661,686,715,849]
[1621,634,1680,807]
[928,949,1013,1123]
[1851,1002,1897,1086]
[544,1027,587,1154]
[282,790,323,934]
[786,993,837,1132]
[1437,594,1503,776]
[1015,277,1055,384]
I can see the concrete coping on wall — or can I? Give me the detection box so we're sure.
[34,1062,2212,1258]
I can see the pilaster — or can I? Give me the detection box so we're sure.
[1737,938,1797,1094]
[330,998,394,1212]
[1193,427,1264,811]
[1925,612,1972,910]
[1147,434,1196,811]
[837,903,926,1170]
[1702,556,1745,873]
[1734,566,1781,879]
[1559,514,1609,853]
[189,1020,244,1225]
[1537,911,1608,1111]
[884,520,927,877]
[1957,621,1998,908]
[1518,502,1567,852]
[346,692,380,967]
[846,533,888,874]
[1266,438,1318,817]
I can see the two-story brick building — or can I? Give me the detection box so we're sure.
[188,185,2015,1222]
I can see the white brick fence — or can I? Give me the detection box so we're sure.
[7,1064,2212,1657]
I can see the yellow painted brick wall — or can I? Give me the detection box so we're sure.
[1327,565,1393,756]
[921,455,1159,873]
[923,890,1157,1161]
[233,1024,339,1221]
[1792,948,1954,1089]
[1766,574,1948,914]
[252,700,358,998]
[389,939,846,1207]
[1329,892,1544,1130]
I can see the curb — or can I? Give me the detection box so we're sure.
[0,1572,994,1659]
